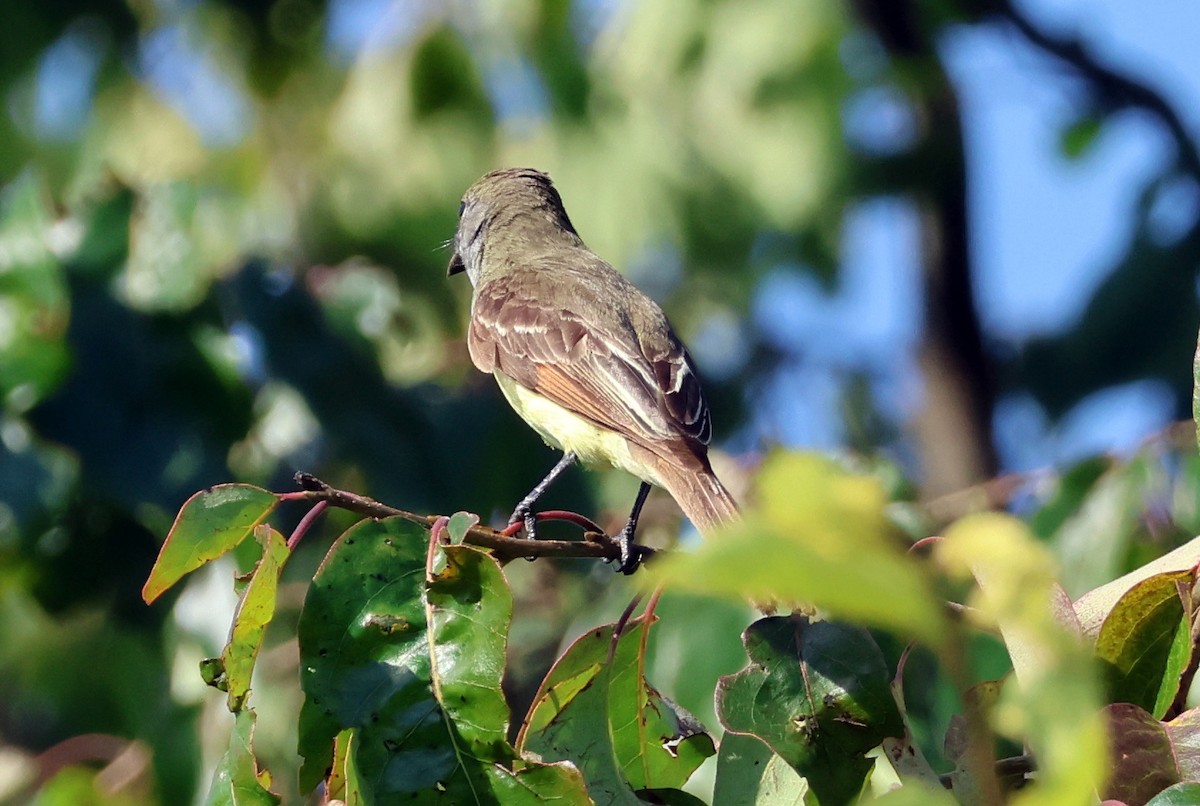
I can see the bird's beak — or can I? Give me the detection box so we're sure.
[447,250,465,277]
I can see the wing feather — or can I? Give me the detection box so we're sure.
[467,265,712,461]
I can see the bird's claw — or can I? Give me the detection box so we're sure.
[610,527,645,575]
[507,506,539,562]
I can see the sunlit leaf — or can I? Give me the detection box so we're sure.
[1095,570,1193,718]
[142,484,279,603]
[446,511,479,545]
[218,524,290,712]
[204,710,281,806]
[1074,536,1200,637]
[519,615,715,803]
[325,730,363,806]
[716,615,904,805]
[712,731,810,806]
[649,452,948,648]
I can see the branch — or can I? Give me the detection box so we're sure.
[280,472,658,567]
[940,753,1036,790]
[995,0,1200,180]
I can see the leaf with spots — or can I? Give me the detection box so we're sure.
[296,517,589,803]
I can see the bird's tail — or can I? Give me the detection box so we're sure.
[657,463,739,536]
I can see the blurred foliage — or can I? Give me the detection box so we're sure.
[2,0,1199,803]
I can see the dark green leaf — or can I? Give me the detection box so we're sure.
[297,517,590,803]
[1147,783,1200,806]
[1060,115,1103,159]
[716,615,903,805]
[1095,570,1193,718]
[142,485,279,603]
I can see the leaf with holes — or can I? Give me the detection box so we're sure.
[215,525,289,712]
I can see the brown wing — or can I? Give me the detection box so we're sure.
[467,263,712,460]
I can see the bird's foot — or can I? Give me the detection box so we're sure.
[610,525,647,576]
[507,506,539,561]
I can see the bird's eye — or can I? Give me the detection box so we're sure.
[457,201,466,218]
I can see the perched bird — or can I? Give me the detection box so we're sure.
[448,168,737,571]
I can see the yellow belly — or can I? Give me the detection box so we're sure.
[494,372,660,486]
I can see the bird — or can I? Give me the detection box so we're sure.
[447,168,738,572]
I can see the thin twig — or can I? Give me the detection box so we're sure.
[287,499,328,551]
[995,0,1200,181]
[282,472,658,567]
[939,753,1036,790]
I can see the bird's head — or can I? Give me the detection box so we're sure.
[447,168,579,285]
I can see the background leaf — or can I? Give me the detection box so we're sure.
[650,453,948,648]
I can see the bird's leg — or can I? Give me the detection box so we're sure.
[509,452,577,540]
[613,482,652,575]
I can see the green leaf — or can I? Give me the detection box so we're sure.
[1029,456,1112,540]
[1095,570,1193,719]
[446,511,479,544]
[1048,455,1154,598]
[715,615,904,805]
[297,517,590,802]
[218,524,290,712]
[863,784,959,805]
[326,730,364,806]
[143,485,279,603]
[649,452,948,648]
[204,710,281,806]
[1102,703,1179,806]
[712,731,810,806]
[518,615,715,803]
[0,176,71,409]
[1060,115,1103,159]
[1147,783,1200,806]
